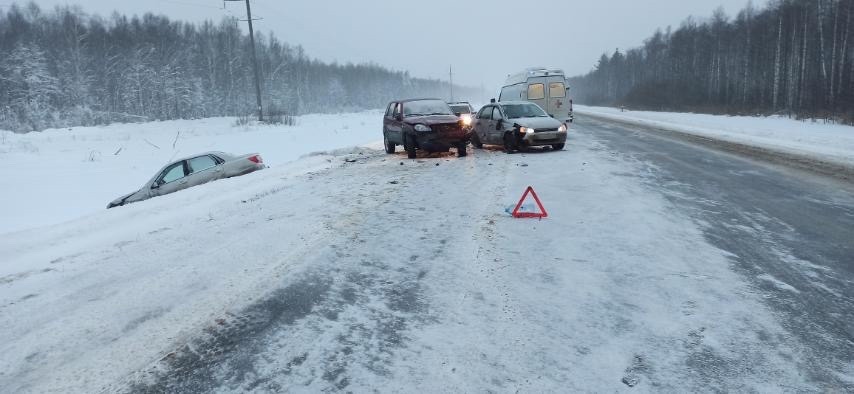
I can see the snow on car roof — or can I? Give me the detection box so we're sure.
[392,98,444,103]
[496,101,539,106]
[171,151,234,163]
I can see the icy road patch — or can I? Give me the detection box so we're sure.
[0,124,831,392]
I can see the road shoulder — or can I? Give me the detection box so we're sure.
[577,109,854,182]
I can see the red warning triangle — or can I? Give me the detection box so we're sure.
[512,186,548,219]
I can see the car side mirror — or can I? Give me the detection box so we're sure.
[496,120,503,130]
[395,114,402,121]
[453,112,461,117]
[151,182,160,190]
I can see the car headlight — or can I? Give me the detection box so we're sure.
[559,124,567,132]
[414,124,431,132]
[520,126,532,134]
[461,114,472,126]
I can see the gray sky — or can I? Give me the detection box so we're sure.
[27,0,764,90]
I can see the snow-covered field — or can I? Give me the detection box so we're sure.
[576,105,854,167]
[1,113,845,391]
[0,111,382,234]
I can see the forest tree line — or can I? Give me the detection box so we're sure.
[569,0,854,123]
[0,3,479,132]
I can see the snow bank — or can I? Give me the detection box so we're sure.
[575,106,854,168]
[0,111,383,234]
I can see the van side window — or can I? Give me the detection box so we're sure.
[385,103,395,117]
[549,82,566,98]
[392,103,401,118]
[478,106,492,120]
[528,84,545,100]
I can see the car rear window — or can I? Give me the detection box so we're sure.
[189,155,217,173]
[449,105,471,114]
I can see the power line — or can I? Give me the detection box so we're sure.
[224,0,264,121]
[449,65,454,102]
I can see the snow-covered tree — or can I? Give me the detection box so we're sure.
[0,3,480,132]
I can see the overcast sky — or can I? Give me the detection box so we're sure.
[24,0,765,90]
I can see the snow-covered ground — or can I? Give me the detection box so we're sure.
[0,111,382,234]
[1,114,844,391]
[575,105,854,167]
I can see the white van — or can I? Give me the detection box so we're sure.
[499,68,573,123]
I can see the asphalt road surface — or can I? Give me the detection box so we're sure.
[582,117,854,389]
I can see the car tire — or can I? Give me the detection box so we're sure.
[384,133,396,154]
[503,133,516,154]
[404,134,417,159]
[457,142,467,157]
[552,143,565,151]
[471,133,483,149]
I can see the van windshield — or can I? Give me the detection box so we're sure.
[501,103,548,119]
[403,100,454,117]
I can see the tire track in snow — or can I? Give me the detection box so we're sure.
[125,152,486,392]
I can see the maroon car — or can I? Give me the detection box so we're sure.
[382,98,472,159]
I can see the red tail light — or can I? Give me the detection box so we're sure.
[248,155,263,164]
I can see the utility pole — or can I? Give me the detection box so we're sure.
[449,65,454,102]
[225,0,264,121]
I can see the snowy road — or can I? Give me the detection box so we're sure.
[2,116,853,392]
[582,117,854,388]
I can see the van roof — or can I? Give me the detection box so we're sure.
[505,68,566,86]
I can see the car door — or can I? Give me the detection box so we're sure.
[383,103,395,142]
[151,160,189,197]
[186,154,223,188]
[546,77,568,119]
[488,106,506,144]
[386,102,404,144]
[474,105,493,143]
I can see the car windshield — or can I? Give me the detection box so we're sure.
[501,103,549,118]
[449,104,471,114]
[403,100,454,117]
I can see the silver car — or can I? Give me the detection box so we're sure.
[470,101,567,153]
[107,151,266,208]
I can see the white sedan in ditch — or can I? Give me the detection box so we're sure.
[107,151,266,208]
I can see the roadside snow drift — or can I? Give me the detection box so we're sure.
[575,105,854,167]
[0,111,382,234]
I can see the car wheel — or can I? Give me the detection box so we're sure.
[404,134,417,159]
[503,133,516,154]
[457,142,467,157]
[471,133,483,149]
[384,133,396,154]
[552,143,565,151]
